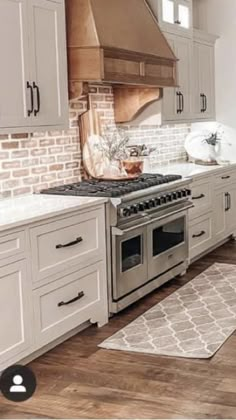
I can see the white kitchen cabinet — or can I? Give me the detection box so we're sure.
[189,212,213,260]
[192,31,217,121]
[0,202,108,371]
[189,168,236,262]
[28,0,68,127]
[212,189,227,242]
[225,185,236,233]
[0,0,30,129]
[162,33,192,122]
[148,0,192,34]
[0,0,68,134]
[33,262,107,348]
[0,260,32,370]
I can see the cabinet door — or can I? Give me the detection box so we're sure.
[199,43,215,120]
[213,190,227,241]
[0,0,32,129]
[226,185,236,232]
[176,36,192,119]
[28,0,68,128]
[0,261,32,370]
[162,34,178,121]
[162,34,192,122]
[193,42,215,120]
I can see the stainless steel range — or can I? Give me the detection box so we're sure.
[41,174,192,313]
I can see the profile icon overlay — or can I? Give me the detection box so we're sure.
[0,365,37,402]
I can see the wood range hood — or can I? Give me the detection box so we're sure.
[66,0,178,123]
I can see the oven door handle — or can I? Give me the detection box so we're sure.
[112,203,193,236]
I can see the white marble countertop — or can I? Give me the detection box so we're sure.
[143,161,236,179]
[0,194,107,232]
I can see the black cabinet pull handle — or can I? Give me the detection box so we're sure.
[27,82,34,117]
[176,92,181,113]
[56,236,83,249]
[228,192,231,211]
[180,92,184,113]
[58,291,85,307]
[204,94,207,112]
[200,94,204,113]
[222,175,230,180]
[192,194,205,200]
[192,231,206,238]
[33,82,40,116]
[225,192,230,211]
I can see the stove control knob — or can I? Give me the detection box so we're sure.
[120,206,131,217]
[187,189,191,196]
[149,199,156,208]
[182,189,187,197]
[161,195,167,204]
[139,202,145,211]
[155,197,161,206]
[177,191,183,198]
[172,192,178,200]
[131,204,139,214]
[167,193,173,202]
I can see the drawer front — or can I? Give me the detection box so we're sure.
[189,214,212,260]
[189,180,212,219]
[0,231,26,262]
[33,262,106,347]
[214,170,236,188]
[30,208,105,282]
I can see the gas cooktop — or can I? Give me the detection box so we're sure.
[41,173,182,198]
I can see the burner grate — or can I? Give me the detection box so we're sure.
[41,174,182,198]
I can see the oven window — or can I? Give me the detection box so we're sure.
[121,235,142,272]
[152,217,185,257]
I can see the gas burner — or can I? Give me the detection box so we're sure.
[41,174,183,198]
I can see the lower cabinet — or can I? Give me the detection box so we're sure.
[0,260,32,371]
[0,205,108,371]
[189,213,213,260]
[33,262,107,348]
[189,170,236,262]
[213,184,236,242]
[213,188,228,242]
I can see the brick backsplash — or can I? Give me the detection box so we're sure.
[0,84,189,199]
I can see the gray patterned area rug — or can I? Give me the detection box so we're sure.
[99,263,236,358]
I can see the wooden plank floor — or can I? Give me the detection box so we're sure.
[2,241,236,419]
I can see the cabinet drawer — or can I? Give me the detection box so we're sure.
[30,208,104,283]
[0,231,26,262]
[33,262,105,347]
[189,213,212,260]
[214,170,236,188]
[189,180,212,219]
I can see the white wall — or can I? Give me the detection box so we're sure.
[192,0,236,160]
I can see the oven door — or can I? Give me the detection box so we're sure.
[147,210,188,280]
[112,224,148,301]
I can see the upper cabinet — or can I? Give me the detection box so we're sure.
[192,30,218,121]
[162,33,192,122]
[0,0,68,134]
[148,0,192,35]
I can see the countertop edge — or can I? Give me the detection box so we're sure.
[0,196,108,233]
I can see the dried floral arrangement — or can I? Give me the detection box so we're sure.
[94,126,130,161]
